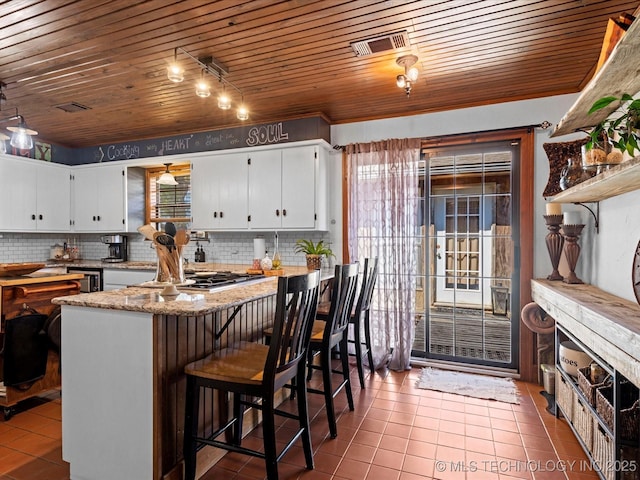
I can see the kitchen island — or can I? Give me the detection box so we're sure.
[53,268,331,480]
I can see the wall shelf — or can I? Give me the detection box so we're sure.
[551,16,640,137]
[548,155,640,203]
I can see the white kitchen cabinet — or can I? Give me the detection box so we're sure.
[248,145,325,230]
[0,155,70,232]
[103,268,155,291]
[72,164,126,232]
[191,153,249,230]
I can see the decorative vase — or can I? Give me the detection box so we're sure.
[260,253,272,271]
[544,214,564,281]
[559,157,592,190]
[306,254,322,270]
[154,244,185,284]
[561,224,585,284]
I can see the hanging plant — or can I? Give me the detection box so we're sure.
[586,93,640,160]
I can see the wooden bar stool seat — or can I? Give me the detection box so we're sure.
[183,271,320,480]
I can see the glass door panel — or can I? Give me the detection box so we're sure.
[413,141,518,369]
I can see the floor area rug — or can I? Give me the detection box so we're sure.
[416,367,519,404]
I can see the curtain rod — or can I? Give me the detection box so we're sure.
[332,121,553,151]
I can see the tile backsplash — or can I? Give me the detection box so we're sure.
[0,231,334,268]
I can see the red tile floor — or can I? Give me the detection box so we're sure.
[0,365,601,480]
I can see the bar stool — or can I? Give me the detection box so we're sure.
[316,257,378,388]
[306,262,359,438]
[183,271,320,480]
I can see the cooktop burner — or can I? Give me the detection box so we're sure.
[185,271,265,290]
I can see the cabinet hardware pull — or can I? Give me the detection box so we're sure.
[93,216,96,221]
[16,281,81,297]
[39,214,43,220]
[213,212,217,218]
[282,209,286,216]
[276,209,280,216]
[31,214,36,220]
[97,215,101,221]
[220,211,223,218]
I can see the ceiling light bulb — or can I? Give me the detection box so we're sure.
[195,80,210,98]
[167,64,184,83]
[236,105,249,121]
[218,93,231,110]
[396,74,406,88]
[407,67,419,82]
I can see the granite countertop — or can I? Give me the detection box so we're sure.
[52,267,332,315]
[52,277,280,315]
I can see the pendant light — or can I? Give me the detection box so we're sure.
[7,118,37,149]
[157,163,178,186]
[0,107,38,150]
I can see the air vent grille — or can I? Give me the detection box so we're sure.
[351,31,410,56]
[55,102,91,113]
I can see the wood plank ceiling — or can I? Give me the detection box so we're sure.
[0,0,638,148]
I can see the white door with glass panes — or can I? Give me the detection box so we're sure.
[191,153,248,230]
[434,188,494,308]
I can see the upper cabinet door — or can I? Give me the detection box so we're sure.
[0,156,70,232]
[217,153,249,229]
[73,165,125,232]
[247,149,282,230]
[248,145,320,230]
[37,163,71,231]
[191,153,248,230]
[281,146,316,229]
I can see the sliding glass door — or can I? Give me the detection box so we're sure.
[412,140,519,369]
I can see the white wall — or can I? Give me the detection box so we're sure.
[331,93,640,302]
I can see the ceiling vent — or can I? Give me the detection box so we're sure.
[55,102,91,113]
[350,31,411,57]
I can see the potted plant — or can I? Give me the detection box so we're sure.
[584,93,640,166]
[294,239,334,270]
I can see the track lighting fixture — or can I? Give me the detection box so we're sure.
[396,54,419,97]
[167,48,184,83]
[195,70,210,98]
[166,47,249,121]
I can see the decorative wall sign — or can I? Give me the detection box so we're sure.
[34,142,52,161]
[62,116,330,165]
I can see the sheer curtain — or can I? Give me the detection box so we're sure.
[346,138,421,371]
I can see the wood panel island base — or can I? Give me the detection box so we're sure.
[53,279,286,480]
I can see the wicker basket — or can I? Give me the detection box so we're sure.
[573,393,594,451]
[592,418,614,480]
[577,365,610,407]
[596,382,640,441]
[556,367,574,420]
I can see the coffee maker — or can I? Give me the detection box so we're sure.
[101,235,128,263]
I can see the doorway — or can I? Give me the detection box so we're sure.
[412,140,519,370]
